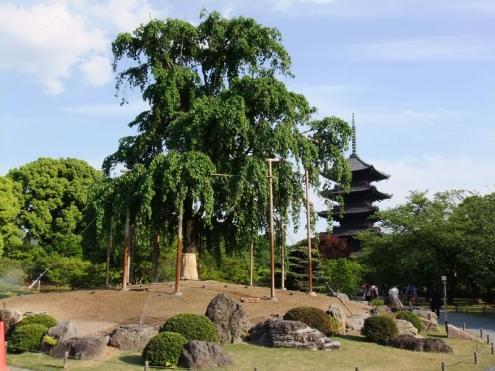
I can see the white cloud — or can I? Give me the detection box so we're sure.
[0,1,165,95]
[353,36,495,61]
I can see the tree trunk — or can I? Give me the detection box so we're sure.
[122,207,130,290]
[128,222,134,284]
[181,218,198,280]
[151,232,160,282]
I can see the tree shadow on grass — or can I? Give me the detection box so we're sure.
[119,354,143,365]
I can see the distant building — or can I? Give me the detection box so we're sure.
[318,114,391,258]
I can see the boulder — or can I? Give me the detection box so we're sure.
[395,319,418,337]
[249,318,341,350]
[336,293,350,302]
[0,309,22,338]
[108,324,157,351]
[371,305,393,317]
[413,310,438,331]
[326,304,346,335]
[205,294,251,343]
[179,340,232,369]
[44,320,80,355]
[385,295,403,309]
[346,314,369,332]
[387,335,453,353]
[447,324,482,341]
[58,336,108,360]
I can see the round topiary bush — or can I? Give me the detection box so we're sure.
[283,307,340,336]
[142,331,188,367]
[16,313,57,329]
[160,313,219,342]
[396,311,423,332]
[361,316,399,344]
[7,324,48,353]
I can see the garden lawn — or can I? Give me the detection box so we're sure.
[7,333,495,371]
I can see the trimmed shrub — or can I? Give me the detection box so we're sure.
[160,313,219,342]
[142,331,188,367]
[283,307,340,336]
[370,299,384,307]
[17,313,57,329]
[7,324,47,353]
[361,316,399,344]
[396,311,423,332]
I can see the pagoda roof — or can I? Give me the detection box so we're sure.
[325,184,392,200]
[317,205,377,218]
[348,154,390,181]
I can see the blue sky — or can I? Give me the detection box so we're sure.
[1,0,494,237]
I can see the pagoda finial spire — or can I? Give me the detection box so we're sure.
[352,112,357,155]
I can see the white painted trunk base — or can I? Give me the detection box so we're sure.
[181,252,198,280]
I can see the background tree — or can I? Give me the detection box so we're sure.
[0,176,23,255]
[359,190,495,300]
[104,12,351,279]
[7,158,101,258]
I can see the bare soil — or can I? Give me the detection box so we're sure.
[2,280,369,335]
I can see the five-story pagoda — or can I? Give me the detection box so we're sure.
[318,114,391,257]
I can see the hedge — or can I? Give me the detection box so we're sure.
[142,332,188,367]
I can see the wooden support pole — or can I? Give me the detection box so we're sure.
[305,169,315,296]
[122,207,130,290]
[249,240,254,287]
[474,351,478,365]
[280,219,286,290]
[174,210,183,295]
[106,216,113,288]
[267,159,277,301]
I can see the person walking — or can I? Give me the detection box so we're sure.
[429,286,442,317]
[406,283,417,308]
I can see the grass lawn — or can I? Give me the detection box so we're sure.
[7,332,495,371]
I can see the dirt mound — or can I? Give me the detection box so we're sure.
[2,281,369,335]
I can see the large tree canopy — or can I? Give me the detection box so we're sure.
[102,12,351,278]
[7,158,101,257]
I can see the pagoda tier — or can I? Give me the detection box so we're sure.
[318,114,391,257]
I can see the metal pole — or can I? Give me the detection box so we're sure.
[106,216,113,288]
[122,207,130,290]
[281,219,286,290]
[175,210,183,295]
[442,276,447,323]
[305,169,315,296]
[268,159,277,301]
[249,240,254,287]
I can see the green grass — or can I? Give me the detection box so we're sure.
[7,332,495,370]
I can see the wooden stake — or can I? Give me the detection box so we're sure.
[175,210,183,295]
[268,159,277,301]
[305,169,314,296]
[249,240,254,287]
[474,351,478,365]
[106,216,113,288]
[441,361,446,371]
[63,351,68,369]
[280,219,286,290]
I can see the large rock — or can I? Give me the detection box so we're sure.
[0,309,22,338]
[346,314,369,332]
[385,295,404,309]
[108,324,157,351]
[395,319,418,337]
[371,305,393,317]
[447,324,482,341]
[205,294,250,343]
[179,340,232,369]
[327,304,346,335]
[413,310,438,331]
[388,335,453,353]
[336,293,349,302]
[249,318,341,350]
[58,336,108,360]
[45,320,80,355]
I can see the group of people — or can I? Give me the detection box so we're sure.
[361,283,444,316]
